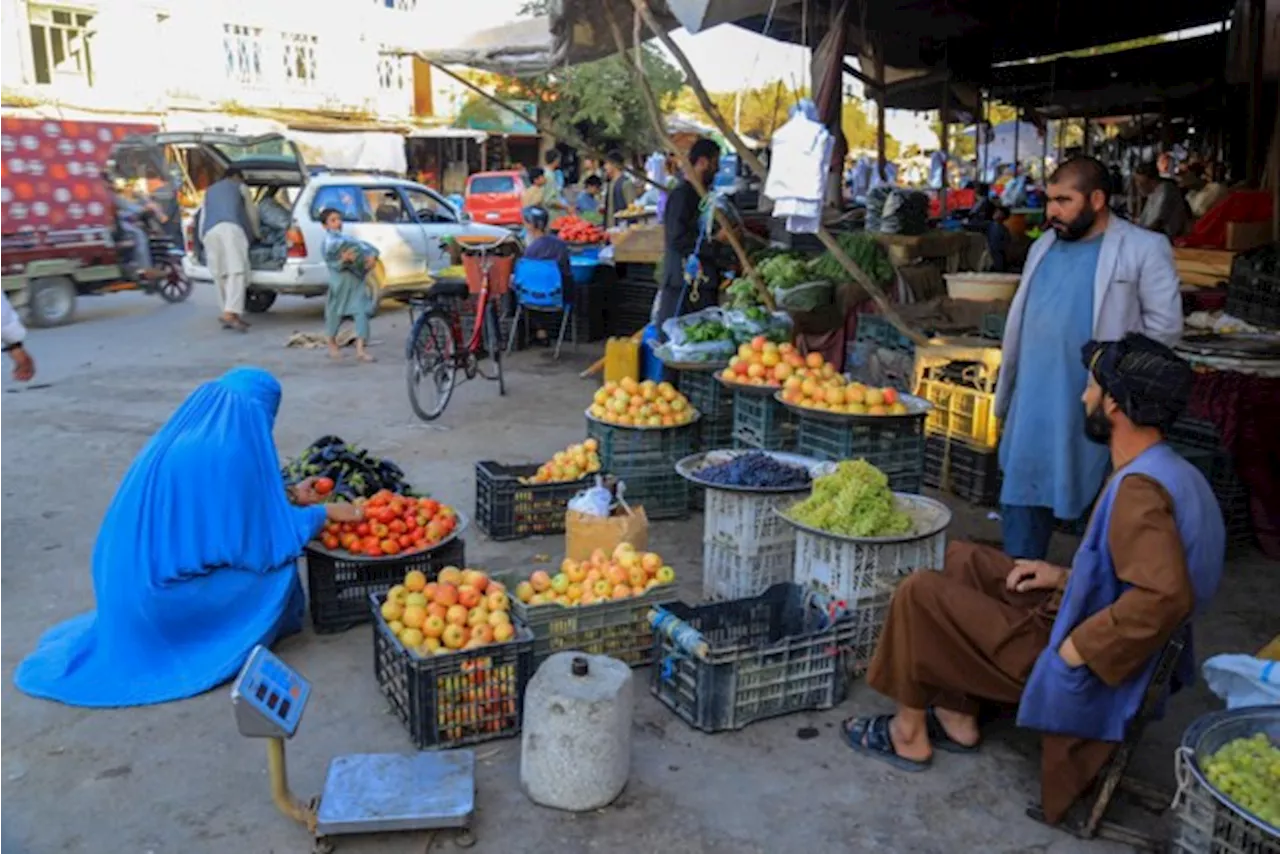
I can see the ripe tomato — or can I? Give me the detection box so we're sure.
[372,522,390,538]
[380,539,401,555]
[365,544,383,558]
[398,533,413,548]
[419,499,440,517]
[339,532,358,549]
[362,536,381,552]
[322,534,339,550]
[425,520,445,541]
[415,514,428,529]
[374,507,396,525]
[387,518,407,535]
[438,516,457,535]
[314,477,335,496]
[356,522,370,537]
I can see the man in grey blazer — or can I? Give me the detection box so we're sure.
[994,157,1182,560]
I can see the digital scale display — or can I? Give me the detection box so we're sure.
[231,645,310,738]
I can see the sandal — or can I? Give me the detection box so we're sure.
[841,715,932,772]
[926,708,981,754]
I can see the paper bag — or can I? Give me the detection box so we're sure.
[565,505,649,562]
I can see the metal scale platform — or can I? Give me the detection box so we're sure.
[231,645,475,852]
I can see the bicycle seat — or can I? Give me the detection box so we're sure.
[426,279,470,299]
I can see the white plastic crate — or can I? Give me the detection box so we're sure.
[703,489,799,557]
[792,525,947,602]
[702,539,796,602]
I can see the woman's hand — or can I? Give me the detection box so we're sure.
[325,502,364,523]
[290,476,322,506]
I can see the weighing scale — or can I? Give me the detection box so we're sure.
[231,645,476,852]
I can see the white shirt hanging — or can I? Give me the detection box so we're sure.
[764,100,832,234]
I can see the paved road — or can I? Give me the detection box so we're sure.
[2,285,1273,853]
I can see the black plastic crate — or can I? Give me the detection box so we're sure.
[608,461,691,520]
[606,279,660,336]
[854,313,916,356]
[731,390,797,451]
[677,370,735,452]
[651,583,889,733]
[924,434,1001,506]
[1225,245,1280,327]
[306,537,465,633]
[475,461,589,541]
[586,417,699,468]
[795,412,926,493]
[980,312,1006,341]
[371,595,535,749]
[617,262,658,283]
[507,580,679,667]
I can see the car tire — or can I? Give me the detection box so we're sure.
[245,288,277,314]
[27,276,77,328]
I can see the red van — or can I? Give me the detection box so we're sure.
[463,169,527,227]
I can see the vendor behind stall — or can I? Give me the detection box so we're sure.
[656,137,726,330]
[521,205,571,291]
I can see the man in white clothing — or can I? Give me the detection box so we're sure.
[2,292,35,381]
[200,168,255,331]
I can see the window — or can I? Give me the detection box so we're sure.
[363,189,410,223]
[28,6,94,86]
[310,185,368,223]
[402,188,455,224]
[223,24,264,87]
[468,175,515,195]
[376,46,407,93]
[281,32,318,87]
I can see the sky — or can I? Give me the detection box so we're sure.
[425,0,941,148]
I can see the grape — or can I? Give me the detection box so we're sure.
[1202,732,1280,827]
[788,459,911,537]
[698,452,810,489]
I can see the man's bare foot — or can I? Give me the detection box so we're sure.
[929,707,981,750]
[328,346,343,360]
[356,351,376,363]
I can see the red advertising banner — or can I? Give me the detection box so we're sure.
[1,117,156,235]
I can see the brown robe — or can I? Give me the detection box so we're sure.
[866,474,1194,824]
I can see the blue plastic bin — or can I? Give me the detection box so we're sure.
[570,255,599,286]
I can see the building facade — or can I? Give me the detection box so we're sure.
[1,0,423,118]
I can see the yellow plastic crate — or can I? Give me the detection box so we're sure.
[916,377,1002,449]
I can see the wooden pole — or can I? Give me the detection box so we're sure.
[939,77,950,216]
[875,45,887,181]
[629,0,926,346]
[1246,0,1266,186]
[1012,113,1020,177]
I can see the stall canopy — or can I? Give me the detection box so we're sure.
[987,32,1230,118]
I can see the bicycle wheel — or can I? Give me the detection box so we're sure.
[475,301,505,395]
[405,309,457,421]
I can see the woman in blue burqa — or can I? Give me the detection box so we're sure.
[15,367,362,707]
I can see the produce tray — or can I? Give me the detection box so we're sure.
[584,408,702,432]
[508,581,679,667]
[676,450,830,495]
[651,583,890,733]
[1171,706,1280,854]
[793,412,926,493]
[731,389,797,451]
[474,462,589,541]
[306,530,466,634]
[775,391,932,424]
[924,434,1001,506]
[370,594,535,750]
[716,375,782,397]
[306,509,468,563]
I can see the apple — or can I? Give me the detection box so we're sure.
[442,624,466,650]
[551,573,570,594]
[461,569,488,593]
[485,591,509,612]
[437,566,463,586]
[628,566,646,587]
[593,579,612,597]
[388,619,405,636]
[381,600,404,622]
[423,615,445,639]
[515,581,534,603]
[530,570,552,592]
[492,622,514,643]
[401,627,424,648]
[641,552,662,574]
[457,585,481,608]
[404,591,427,608]
[471,624,495,645]
[656,565,676,584]
[422,636,441,653]
[487,610,511,627]
[446,604,468,626]
[467,606,490,628]
[387,584,408,605]
[404,570,428,592]
[434,584,459,607]
[402,605,426,629]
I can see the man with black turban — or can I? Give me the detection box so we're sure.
[842,332,1225,827]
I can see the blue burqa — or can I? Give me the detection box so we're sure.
[15,367,327,707]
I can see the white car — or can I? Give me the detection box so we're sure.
[170,132,512,313]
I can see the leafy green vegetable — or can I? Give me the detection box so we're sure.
[807,233,894,286]
[683,320,733,343]
[758,254,810,289]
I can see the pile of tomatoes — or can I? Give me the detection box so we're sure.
[554,216,607,244]
[318,490,459,558]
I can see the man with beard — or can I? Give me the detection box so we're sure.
[993,156,1181,561]
[843,333,1224,827]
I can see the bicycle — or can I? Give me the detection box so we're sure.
[404,234,516,421]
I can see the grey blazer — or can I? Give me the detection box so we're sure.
[994,215,1183,418]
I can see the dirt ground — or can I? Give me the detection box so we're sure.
[2,287,1274,854]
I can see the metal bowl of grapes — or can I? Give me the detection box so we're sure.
[676,449,834,494]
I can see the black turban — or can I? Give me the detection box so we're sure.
[1081,333,1193,430]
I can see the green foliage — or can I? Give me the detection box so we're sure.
[757,254,810,289]
[842,100,901,160]
[808,233,894,286]
[788,460,912,537]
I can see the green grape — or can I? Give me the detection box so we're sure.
[1202,733,1280,826]
[789,459,912,537]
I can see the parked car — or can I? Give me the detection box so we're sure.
[463,169,528,228]
[174,132,512,313]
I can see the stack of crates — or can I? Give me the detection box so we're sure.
[677,369,736,511]
[916,357,1002,504]
[846,314,917,394]
[793,409,925,493]
[1167,416,1253,548]
[701,487,802,602]
[731,387,797,451]
[606,263,659,336]
[1224,244,1280,328]
[586,417,698,520]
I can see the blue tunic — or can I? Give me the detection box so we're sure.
[999,236,1109,519]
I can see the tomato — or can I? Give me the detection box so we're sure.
[380,539,401,555]
[372,522,390,538]
[414,514,427,529]
[388,500,405,516]
[375,507,396,525]
[388,518,408,535]
[339,532,358,549]
[322,534,340,550]
[425,521,445,541]
[365,544,383,558]
[413,537,428,550]
[398,533,413,548]
[314,477,335,496]
[438,516,457,535]
[362,536,381,552]
[356,522,370,537]
[419,499,440,517]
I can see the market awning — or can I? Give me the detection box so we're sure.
[407,127,488,142]
[988,32,1229,118]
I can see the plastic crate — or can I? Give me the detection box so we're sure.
[508,582,679,667]
[702,539,796,602]
[586,419,698,520]
[731,390,797,451]
[606,279,659,336]
[792,502,949,602]
[703,488,799,557]
[370,595,535,750]
[919,360,998,394]
[854,313,916,355]
[650,583,891,733]
[305,537,465,634]
[1225,246,1280,329]
[677,370,735,452]
[1171,706,1280,854]
[794,414,925,493]
[474,461,588,541]
[979,312,1006,341]
[917,377,1001,449]
[924,434,1001,506]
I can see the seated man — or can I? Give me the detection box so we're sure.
[520,205,571,292]
[843,332,1225,825]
